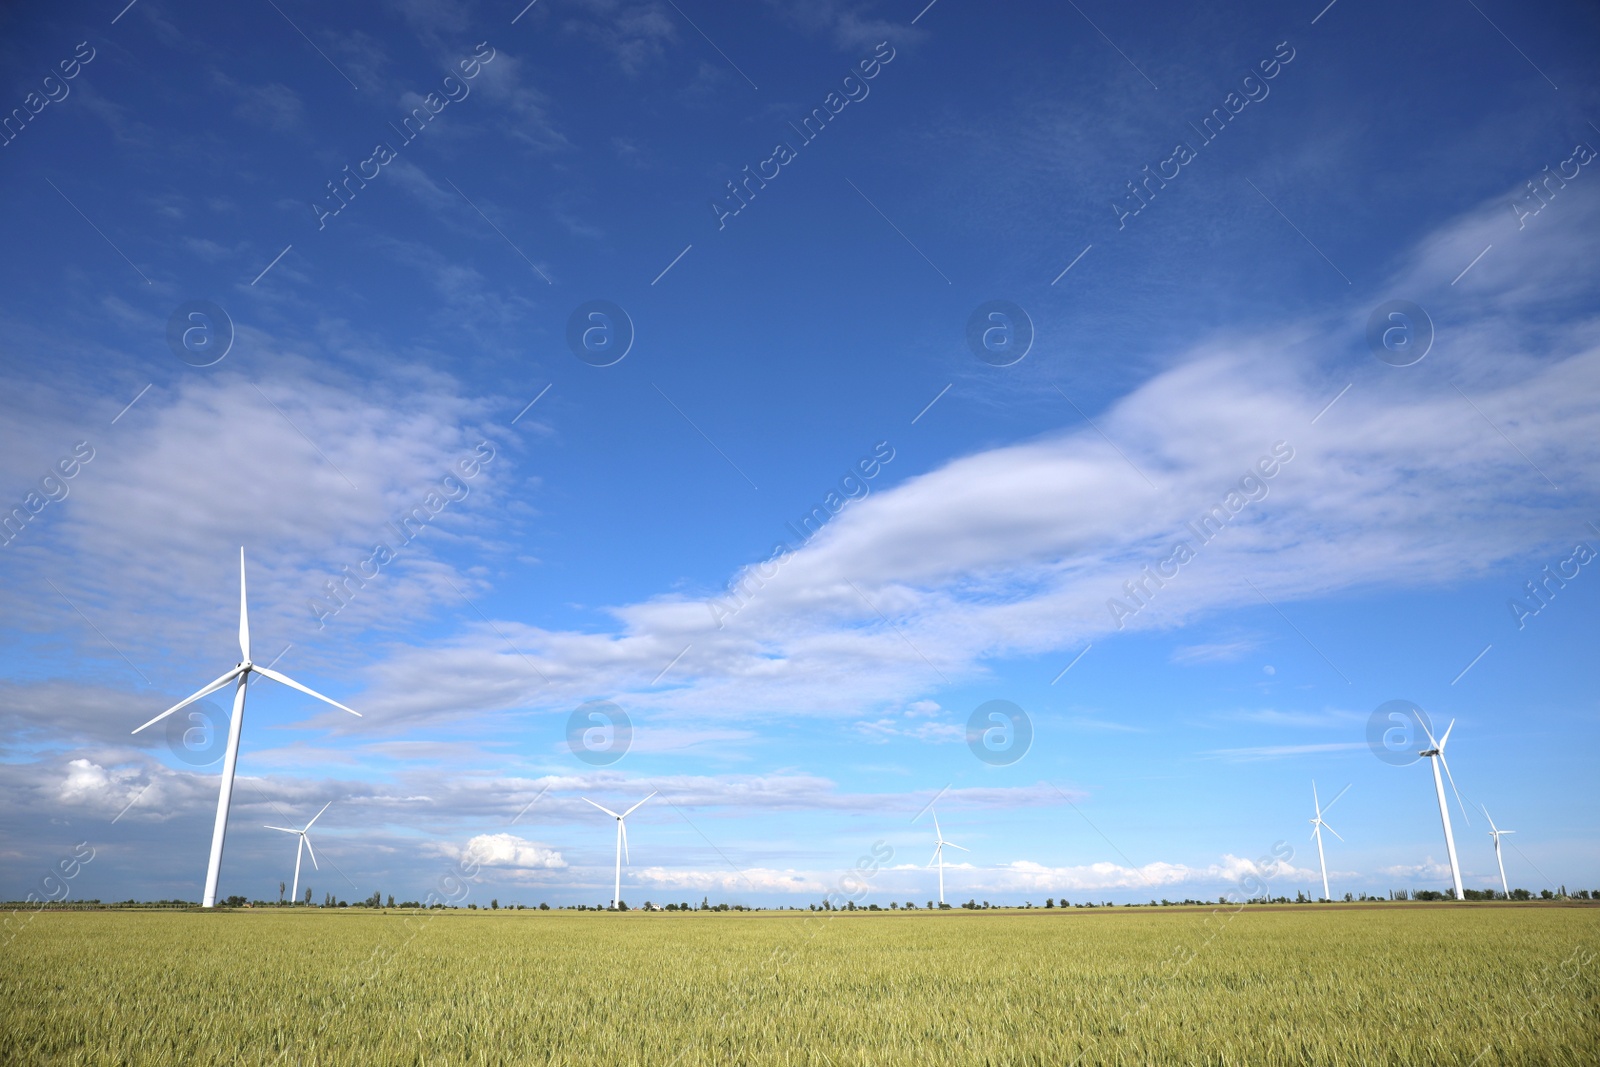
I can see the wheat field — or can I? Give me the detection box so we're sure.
[2,905,1596,1065]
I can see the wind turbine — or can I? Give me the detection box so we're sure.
[265,801,331,905]
[582,792,656,909]
[1419,718,1470,901]
[132,548,360,908]
[927,811,968,906]
[1308,782,1350,901]
[1483,806,1515,899]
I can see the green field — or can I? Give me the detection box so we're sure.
[3,905,1596,1065]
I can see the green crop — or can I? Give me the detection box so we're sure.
[2,905,1595,1065]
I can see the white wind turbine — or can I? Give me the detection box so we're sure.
[1483,806,1515,899]
[132,549,360,908]
[265,801,331,905]
[1308,781,1350,901]
[583,792,656,909]
[1419,718,1470,901]
[927,811,967,906]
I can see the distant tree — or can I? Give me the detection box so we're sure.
[491,899,499,910]
[365,891,382,908]
[223,895,247,907]
[305,887,313,906]
[1045,898,1054,909]
[387,894,395,908]
[540,902,550,910]
[701,896,710,911]
[927,901,934,910]
[279,881,286,905]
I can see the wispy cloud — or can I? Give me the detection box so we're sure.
[1203,742,1369,762]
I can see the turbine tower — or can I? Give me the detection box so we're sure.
[265,801,331,905]
[1418,718,1470,902]
[1483,805,1515,899]
[583,792,656,909]
[1308,781,1350,901]
[927,811,967,906]
[132,549,360,907]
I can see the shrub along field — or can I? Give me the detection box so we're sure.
[2,905,1596,1065]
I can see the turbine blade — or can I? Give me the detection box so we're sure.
[1437,750,1470,826]
[620,820,630,865]
[1324,823,1344,842]
[932,811,942,838]
[303,835,318,869]
[1481,805,1499,833]
[253,666,360,716]
[583,798,621,819]
[264,825,299,834]
[1311,781,1320,814]
[131,666,243,734]
[239,547,250,663]
[928,844,941,867]
[304,800,333,831]
[1418,714,1442,750]
[1323,783,1352,814]
[622,791,657,818]
[945,843,968,852]
[1438,718,1455,751]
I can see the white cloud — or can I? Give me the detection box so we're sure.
[853,717,963,743]
[1171,640,1258,665]
[981,859,1196,892]
[1377,859,1454,881]
[1205,853,1319,883]
[902,853,1321,895]
[633,867,829,894]
[58,758,144,810]
[345,189,1600,730]
[460,833,567,869]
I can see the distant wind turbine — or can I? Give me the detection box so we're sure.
[265,801,331,905]
[1418,718,1470,901]
[927,810,967,906]
[1483,805,1515,899]
[583,792,656,909]
[1308,781,1350,901]
[132,549,360,908]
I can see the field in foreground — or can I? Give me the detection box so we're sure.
[2,906,1597,1066]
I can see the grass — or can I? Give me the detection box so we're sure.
[2,905,1596,1065]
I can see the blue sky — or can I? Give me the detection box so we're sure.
[1,0,1596,908]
